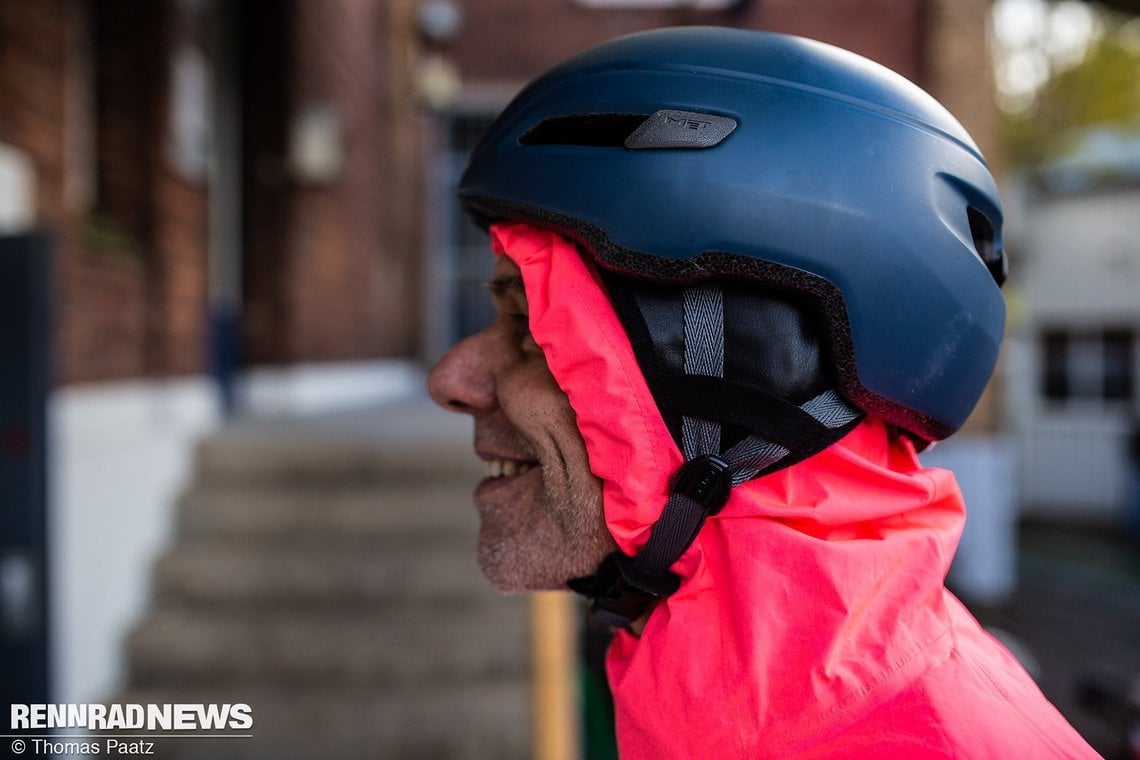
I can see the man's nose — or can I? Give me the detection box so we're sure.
[427,333,496,414]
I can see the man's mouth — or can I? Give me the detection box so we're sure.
[484,458,538,478]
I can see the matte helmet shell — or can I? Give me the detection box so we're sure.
[459,26,1006,441]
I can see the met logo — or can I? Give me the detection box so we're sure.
[663,114,713,131]
[624,109,737,150]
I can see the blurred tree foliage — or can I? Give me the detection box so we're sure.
[1002,10,1140,166]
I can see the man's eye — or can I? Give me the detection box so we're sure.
[509,314,541,354]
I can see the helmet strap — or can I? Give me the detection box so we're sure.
[569,283,862,629]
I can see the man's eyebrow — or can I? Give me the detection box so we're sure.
[486,274,526,298]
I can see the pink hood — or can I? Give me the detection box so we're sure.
[491,222,1098,759]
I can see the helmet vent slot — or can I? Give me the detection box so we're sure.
[519,113,649,147]
[967,206,1006,286]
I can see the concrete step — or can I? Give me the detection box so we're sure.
[176,480,480,539]
[193,426,481,487]
[152,537,494,607]
[118,399,536,760]
[126,603,529,688]
[112,682,531,760]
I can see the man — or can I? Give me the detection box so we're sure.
[428,27,1098,758]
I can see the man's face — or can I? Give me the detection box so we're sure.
[427,255,616,593]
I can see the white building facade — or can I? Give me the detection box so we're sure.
[1003,175,1140,522]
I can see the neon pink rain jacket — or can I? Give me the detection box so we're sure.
[491,222,1100,759]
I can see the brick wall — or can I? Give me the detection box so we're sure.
[924,0,1001,171]
[924,0,1004,433]
[0,1,68,221]
[0,0,209,385]
[286,0,411,360]
[451,0,926,84]
[240,0,419,365]
[0,0,998,384]
[3,0,420,383]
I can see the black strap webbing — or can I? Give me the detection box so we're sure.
[569,282,863,629]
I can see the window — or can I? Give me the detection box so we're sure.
[441,111,500,345]
[1104,329,1134,400]
[1041,327,1135,402]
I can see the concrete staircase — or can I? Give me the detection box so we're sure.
[117,399,532,760]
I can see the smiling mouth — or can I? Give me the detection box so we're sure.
[484,458,539,478]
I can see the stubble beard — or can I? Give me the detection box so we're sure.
[475,465,611,594]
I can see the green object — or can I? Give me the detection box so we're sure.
[580,665,618,760]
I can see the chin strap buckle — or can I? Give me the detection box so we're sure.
[568,552,680,630]
[568,455,733,630]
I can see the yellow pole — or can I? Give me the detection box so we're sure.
[531,591,581,760]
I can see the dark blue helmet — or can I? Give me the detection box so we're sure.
[459,26,1006,442]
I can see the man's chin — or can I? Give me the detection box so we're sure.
[476,541,566,594]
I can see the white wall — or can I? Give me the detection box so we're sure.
[1004,185,1140,521]
[50,378,220,704]
[921,435,1018,606]
[49,360,420,703]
